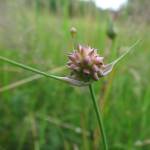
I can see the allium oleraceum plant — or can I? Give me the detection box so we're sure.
[0,27,140,150]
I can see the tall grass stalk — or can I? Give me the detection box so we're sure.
[89,84,108,150]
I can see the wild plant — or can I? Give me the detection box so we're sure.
[0,27,140,150]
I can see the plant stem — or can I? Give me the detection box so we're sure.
[0,56,61,80]
[89,84,108,150]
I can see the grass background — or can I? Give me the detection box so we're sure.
[0,0,150,149]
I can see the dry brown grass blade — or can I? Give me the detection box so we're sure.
[0,66,66,92]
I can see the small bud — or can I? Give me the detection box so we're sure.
[70,27,77,38]
[106,20,117,40]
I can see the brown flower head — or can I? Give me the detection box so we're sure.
[67,45,105,81]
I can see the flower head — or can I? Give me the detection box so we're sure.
[65,40,140,86]
[67,45,105,81]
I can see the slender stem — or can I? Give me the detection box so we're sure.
[0,56,60,80]
[72,37,77,49]
[89,84,108,150]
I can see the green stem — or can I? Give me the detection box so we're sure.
[89,84,108,150]
[0,56,60,81]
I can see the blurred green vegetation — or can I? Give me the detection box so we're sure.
[0,0,150,149]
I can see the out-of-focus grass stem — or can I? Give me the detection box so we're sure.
[30,115,40,150]
[100,37,117,111]
[110,38,117,60]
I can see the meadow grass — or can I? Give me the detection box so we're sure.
[0,2,150,150]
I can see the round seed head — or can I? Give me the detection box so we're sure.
[67,45,105,81]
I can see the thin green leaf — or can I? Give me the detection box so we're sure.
[102,40,141,76]
[0,56,90,87]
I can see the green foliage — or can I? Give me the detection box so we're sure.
[0,0,150,149]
